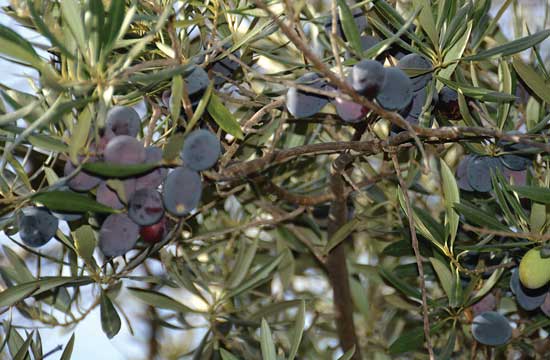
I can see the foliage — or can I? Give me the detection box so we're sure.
[0,0,550,359]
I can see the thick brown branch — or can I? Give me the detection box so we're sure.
[326,153,361,359]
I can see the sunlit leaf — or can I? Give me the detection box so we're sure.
[207,94,243,139]
[464,29,550,61]
[260,319,277,360]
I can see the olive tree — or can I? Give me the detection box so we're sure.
[0,0,550,359]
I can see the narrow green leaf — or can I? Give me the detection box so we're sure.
[370,7,422,59]
[5,325,25,359]
[30,277,92,297]
[186,81,213,133]
[491,173,516,227]
[441,2,472,49]
[249,300,303,321]
[162,132,185,161]
[457,88,477,126]
[436,0,453,33]
[389,322,445,354]
[350,276,370,316]
[161,252,202,298]
[440,160,459,248]
[379,267,422,301]
[207,94,243,139]
[59,333,75,360]
[511,185,550,204]
[438,330,456,360]
[27,0,74,59]
[5,96,91,152]
[231,19,277,51]
[33,191,118,213]
[527,101,547,133]
[219,349,240,360]
[225,254,284,298]
[0,100,42,127]
[69,106,92,164]
[336,0,363,55]
[174,17,206,27]
[372,0,406,26]
[413,0,439,47]
[7,154,32,192]
[437,77,517,102]
[61,1,87,56]
[530,202,546,233]
[439,21,472,83]
[397,187,444,251]
[0,24,40,67]
[512,56,550,103]
[260,319,277,360]
[127,64,191,83]
[497,60,512,128]
[29,331,42,360]
[227,238,259,289]
[28,134,69,153]
[2,246,34,283]
[100,292,121,339]
[88,0,105,60]
[12,331,32,360]
[170,75,183,121]
[382,239,431,258]
[469,265,505,305]
[454,202,509,231]
[82,162,158,178]
[288,300,305,360]
[429,257,453,302]
[127,287,198,313]
[367,12,427,58]
[324,217,360,254]
[0,283,39,308]
[463,29,550,61]
[104,0,125,50]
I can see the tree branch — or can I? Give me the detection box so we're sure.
[326,152,361,359]
[218,126,548,181]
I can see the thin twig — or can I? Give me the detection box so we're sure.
[391,152,434,360]
[144,100,162,147]
[331,0,344,77]
[462,224,550,242]
[184,206,305,242]
[220,99,285,168]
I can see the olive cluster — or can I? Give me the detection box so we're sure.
[456,142,531,193]
[17,106,221,259]
[283,50,459,128]
[467,247,550,347]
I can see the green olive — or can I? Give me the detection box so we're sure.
[519,247,550,289]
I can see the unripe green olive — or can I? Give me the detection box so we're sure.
[519,248,550,289]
